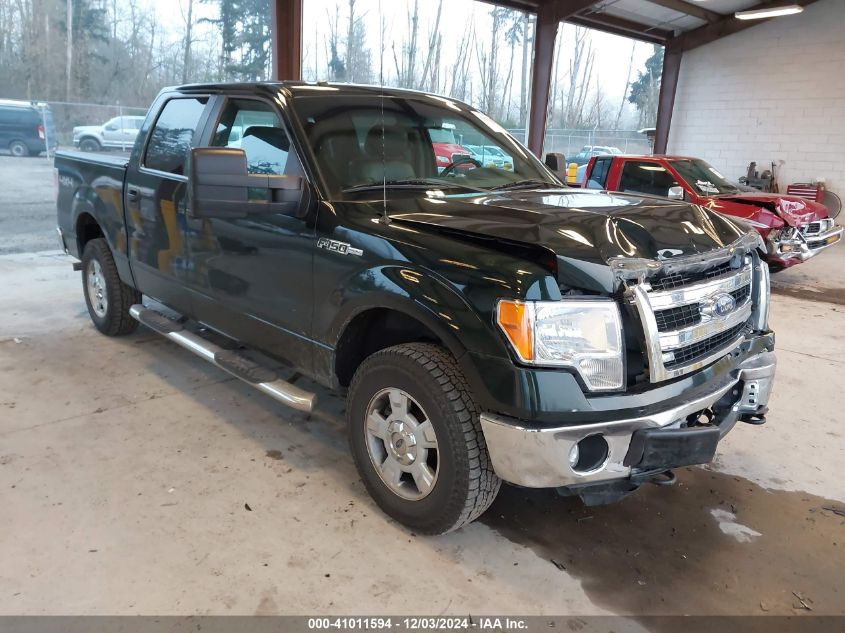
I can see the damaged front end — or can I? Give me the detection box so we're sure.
[767,218,843,263]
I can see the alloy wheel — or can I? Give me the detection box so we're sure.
[364,387,439,500]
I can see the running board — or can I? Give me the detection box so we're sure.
[129,304,316,412]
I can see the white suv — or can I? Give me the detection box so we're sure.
[73,115,145,152]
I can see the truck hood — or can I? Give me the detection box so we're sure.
[708,192,828,227]
[386,188,747,293]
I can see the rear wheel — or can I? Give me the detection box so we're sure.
[79,138,101,152]
[9,141,28,157]
[81,238,141,336]
[347,343,500,534]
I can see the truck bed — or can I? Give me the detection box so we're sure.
[55,149,129,261]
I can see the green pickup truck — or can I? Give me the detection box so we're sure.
[56,82,777,534]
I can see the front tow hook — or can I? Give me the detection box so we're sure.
[739,408,768,425]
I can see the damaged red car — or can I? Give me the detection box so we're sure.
[580,154,843,269]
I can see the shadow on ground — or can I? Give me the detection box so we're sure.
[482,468,845,616]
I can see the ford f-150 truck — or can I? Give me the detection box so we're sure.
[580,154,842,269]
[56,83,776,534]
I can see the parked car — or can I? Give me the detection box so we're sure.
[463,144,513,171]
[571,145,622,165]
[580,154,842,269]
[0,99,57,156]
[73,115,146,152]
[55,83,776,534]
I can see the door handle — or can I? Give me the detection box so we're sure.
[127,188,140,203]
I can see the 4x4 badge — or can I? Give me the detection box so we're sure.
[317,237,363,257]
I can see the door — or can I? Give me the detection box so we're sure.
[124,95,210,315]
[185,97,317,374]
[101,117,123,147]
[118,117,138,150]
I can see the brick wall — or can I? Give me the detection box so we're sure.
[667,0,845,194]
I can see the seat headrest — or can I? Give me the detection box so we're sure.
[242,126,290,151]
[364,125,409,160]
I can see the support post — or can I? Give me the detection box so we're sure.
[526,4,559,158]
[270,0,302,81]
[653,42,682,155]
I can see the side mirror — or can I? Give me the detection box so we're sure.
[668,185,685,200]
[190,147,306,219]
[105,124,118,131]
[544,152,566,173]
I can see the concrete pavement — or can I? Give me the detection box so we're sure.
[0,252,843,616]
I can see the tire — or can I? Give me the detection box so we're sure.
[81,238,141,336]
[79,138,101,152]
[347,342,500,534]
[9,141,28,157]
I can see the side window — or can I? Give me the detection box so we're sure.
[587,157,612,189]
[619,161,678,197]
[143,97,207,175]
[210,99,301,176]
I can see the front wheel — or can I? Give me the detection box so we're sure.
[79,138,101,152]
[81,238,141,336]
[347,343,500,534]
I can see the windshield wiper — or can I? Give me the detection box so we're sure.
[489,179,556,191]
[342,179,486,194]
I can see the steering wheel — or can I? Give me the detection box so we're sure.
[440,155,482,176]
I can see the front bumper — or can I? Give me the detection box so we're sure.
[479,349,776,489]
[768,224,843,263]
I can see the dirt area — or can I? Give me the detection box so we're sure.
[0,252,843,617]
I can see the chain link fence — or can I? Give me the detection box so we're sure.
[507,128,653,158]
[19,101,149,154]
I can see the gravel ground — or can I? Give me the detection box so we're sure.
[0,155,58,255]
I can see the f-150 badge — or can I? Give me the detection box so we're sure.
[317,237,363,257]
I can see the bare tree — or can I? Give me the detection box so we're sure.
[181,0,194,84]
[614,40,636,130]
[65,0,73,100]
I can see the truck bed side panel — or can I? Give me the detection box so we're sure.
[55,150,134,286]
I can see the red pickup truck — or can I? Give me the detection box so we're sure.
[580,154,842,269]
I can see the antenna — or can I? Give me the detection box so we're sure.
[379,0,390,225]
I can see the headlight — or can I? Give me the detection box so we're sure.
[496,299,624,391]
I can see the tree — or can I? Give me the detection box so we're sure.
[628,45,663,128]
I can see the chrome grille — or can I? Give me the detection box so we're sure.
[629,260,754,382]
[649,262,734,292]
[663,322,748,369]
[800,218,834,236]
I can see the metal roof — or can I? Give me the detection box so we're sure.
[486,0,819,47]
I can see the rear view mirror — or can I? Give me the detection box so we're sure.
[544,152,566,174]
[668,185,685,200]
[190,147,306,219]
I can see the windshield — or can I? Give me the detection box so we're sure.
[669,158,743,195]
[290,93,559,196]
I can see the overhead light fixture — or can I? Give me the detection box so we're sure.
[735,4,804,20]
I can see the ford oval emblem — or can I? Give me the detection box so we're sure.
[712,292,736,317]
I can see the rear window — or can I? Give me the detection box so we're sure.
[143,97,207,175]
[0,106,37,125]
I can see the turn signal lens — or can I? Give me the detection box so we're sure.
[496,300,534,362]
